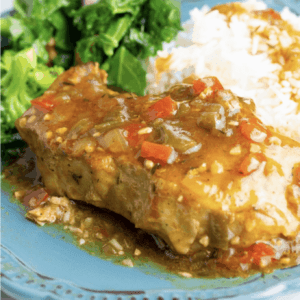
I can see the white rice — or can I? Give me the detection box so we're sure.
[146,0,300,141]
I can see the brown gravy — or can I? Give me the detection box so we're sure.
[2,147,300,279]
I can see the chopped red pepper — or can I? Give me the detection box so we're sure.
[123,123,150,148]
[193,79,207,94]
[239,153,266,176]
[35,192,49,208]
[240,243,275,266]
[141,141,174,166]
[259,9,281,21]
[193,77,224,97]
[240,118,271,143]
[146,96,177,121]
[210,77,224,92]
[31,95,58,113]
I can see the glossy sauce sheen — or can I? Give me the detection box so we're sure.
[14,58,300,275]
[4,152,300,279]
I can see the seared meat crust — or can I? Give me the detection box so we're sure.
[16,63,300,255]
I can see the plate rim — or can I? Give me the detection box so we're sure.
[1,0,300,299]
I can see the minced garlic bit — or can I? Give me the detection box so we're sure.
[93,132,101,137]
[250,143,261,153]
[228,120,239,126]
[28,197,37,207]
[109,238,123,251]
[245,219,256,232]
[14,190,26,200]
[260,256,271,268]
[122,258,134,267]
[56,127,68,135]
[50,196,69,205]
[85,144,95,153]
[250,128,267,143]
[44,113,53,121]
[138,127,153,135]
[211,160,224,174]
[144,159,155,169]
[280,257,291,265]
[198,163,207,172]
[200,87,212,99]
[247,157,260,173]
[45,131,53,139]
[199,235,209,247]
[178,272,193,278]
[229,144,241,155]
[177,195,184,202]
[69,226,83,234]
[27,115,37,123]
[187,163,207,177]
[19,117,27,127]
[231,236,240,245]
[79,238,85,245]
[268,136,282,146]
[134,248,141,256]
[56,136,63,143]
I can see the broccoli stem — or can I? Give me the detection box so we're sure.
[0,18,11,37]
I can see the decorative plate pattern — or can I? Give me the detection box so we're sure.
[1,1,300,299]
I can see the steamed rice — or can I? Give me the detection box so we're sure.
[146,0,300,141]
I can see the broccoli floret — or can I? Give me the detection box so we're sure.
[1,48,63,143]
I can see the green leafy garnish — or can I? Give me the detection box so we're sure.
[1,0,182,145]
[109,46,147,96]
[70,0,182,93]
[0,48,64,143]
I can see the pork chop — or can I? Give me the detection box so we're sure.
[15,62,300,255]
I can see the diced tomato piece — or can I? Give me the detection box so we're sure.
[239,153,266,176]
[22,189,49,209]
[141,141,174,166]
[240,118,271,143]
[193,77,224,97]
[193,79,207,94]
[261,8,281,21]
[31,95,58,113]
[210,76,224,91]
[240,243,275,266]
[35,192,49,207]
[123,123,150,148]
[146,96,177,121]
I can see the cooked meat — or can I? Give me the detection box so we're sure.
[15,62,300,255]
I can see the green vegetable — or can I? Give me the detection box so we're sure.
[1,0,182,145]
[99,14,134,57]
[0,0,79,144]
[0,48,64,143]
[158,122,198,153]
[108,46,147,96]
[71,0,182,94]
[2,0,80,66]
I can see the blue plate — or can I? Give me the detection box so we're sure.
[1,1,300,299]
